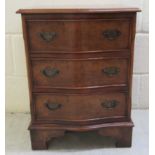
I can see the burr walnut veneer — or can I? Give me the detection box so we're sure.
[17,8,140,150]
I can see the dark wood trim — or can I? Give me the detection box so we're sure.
[127,14,137,119]
[98,126,133,147]
[30,49,130,54]
[31,54,129,61]
[17,8,141,14]
[23,13,138,21]
[29,121,134,131]
[30,129,65,150]
[29,121,133,149]
[34,117,128,126]
[26,18,131,22]
[32,88,128,95]
[30,51,130,60]
[32,85,128,94]
[21,15,35,121]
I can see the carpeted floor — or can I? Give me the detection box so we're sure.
[6,110,148,155]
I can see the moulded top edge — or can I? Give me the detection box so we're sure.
[16,8,141,14]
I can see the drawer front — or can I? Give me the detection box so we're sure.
[32,58,128,88]
[27,19,130,52]
[34,93,127,122]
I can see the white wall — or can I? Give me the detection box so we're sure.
[5,0,149,112]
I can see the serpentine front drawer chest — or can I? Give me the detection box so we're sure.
[17,8,140,150]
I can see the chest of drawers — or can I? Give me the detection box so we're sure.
[17,8,140,150]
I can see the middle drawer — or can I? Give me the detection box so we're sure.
[31,58,128,89]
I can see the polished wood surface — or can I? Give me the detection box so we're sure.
[30,124,133,150]
[16,8,141,14]
[34,92,127,122]
[32,58,128,88]
[18,8,139,150]
[27,19,130,52]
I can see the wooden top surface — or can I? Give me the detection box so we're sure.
[16,8,141,14]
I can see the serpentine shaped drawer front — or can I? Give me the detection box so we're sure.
[32,58,128,89]
[34,92,127,123]
[27,19,130,52]
[17,8,140,149]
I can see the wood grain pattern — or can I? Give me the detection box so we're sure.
[17,8,139,149]
[32,58,128,88]
[34,92,127,123]
[16,8,141,14]
[29,121,133,149]
[27,19,130,52]
[98,126,133,147]
[30,129,65,150]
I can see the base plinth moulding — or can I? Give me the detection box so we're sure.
[29,121,134,150]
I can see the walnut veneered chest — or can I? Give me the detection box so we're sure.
[17,8,140,150]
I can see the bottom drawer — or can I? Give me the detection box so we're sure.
[33,92,128,124]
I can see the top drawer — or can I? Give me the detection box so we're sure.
[27,19,130,53]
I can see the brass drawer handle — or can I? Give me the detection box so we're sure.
[42,67,60,78]
[45,102,62,111]
[39,32,57,42]
[102,67,120,76]
[101,100,119,109]
[102,29,121,40]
